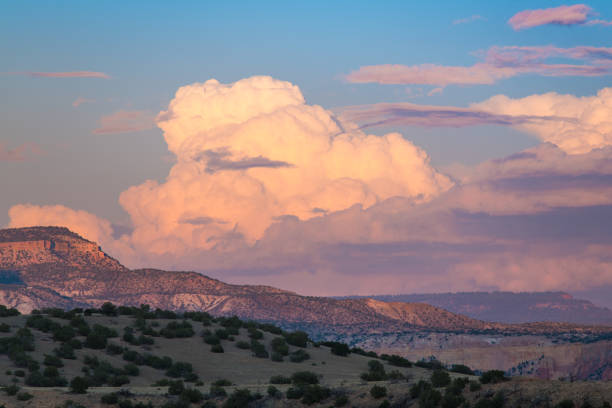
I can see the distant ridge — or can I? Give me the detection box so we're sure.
[1,226,611,336]
[341,292,612,325]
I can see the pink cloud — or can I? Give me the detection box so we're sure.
[508,4,612,30]
[508,4,593,30]
[28,71,110,79]
[453,15,485,25]
[345,45,612,87]
[92,110,155,135]
[72,97,95,107]
[0,142,43,161]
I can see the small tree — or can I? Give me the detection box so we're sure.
[70,376,88,394]
[431,369,451,387]
[370,385,387,399]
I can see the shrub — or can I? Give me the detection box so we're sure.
[44,354,64,367]
[271,352,284,362]
[382,354,412,367]
[450,364,474,375]
[160,321,194,338]
[17,392,33,401]
[419,388,442,408]
[285,331,309,347]
[270,374,291,384]
[431,369,451,387]
[334,395,349,407]
[101,393,119,404]
[106,343,124,355]
[322,341,350,356]
[166,362,193,378]
[302,384,331,405]
[248,328,263,340]
[213,379,232,386]
[250,340,268,358]
[209,385,227,398]
[555,400,575,408]
[100,302,118,316]
[223,389,254,408]
[180,388,204,403]
[211,344,224,353]
[361,360,387,381]
[204,334,220,345]
[469,381,482,391]
[286,387,304,399]
[387,370,405,380]
[215,328,229,340]
[267,385,280,397]
[0,323,10,333]
[270,337,289,355]
[480,370,508,384]
[168,380,185,395]
[236,340,250,349]
[123,363,140,376]
[410,380,432,398]
[54,343,76,359]
[70,376,89,394]
[3,384,19,396]
[370,385,387,399]
[441,392,465,408]
[85,332,108,349]
[289,349,310,363]
[291,371,319,385]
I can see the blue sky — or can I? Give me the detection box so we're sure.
[2,1,612,302]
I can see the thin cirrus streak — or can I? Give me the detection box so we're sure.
[5,71,110,79]
[0,142,44,162]
[508,4,612,30]
[92,110,155,135]
[338,102,574,129]
[345,45,612,87]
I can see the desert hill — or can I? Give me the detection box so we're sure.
[351,292,612,325]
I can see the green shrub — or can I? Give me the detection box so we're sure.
[248,328,263,340]
[166,362,193,378]
[223,389,254,408]
[180,388,204,403]
[213,379,232,386]
[271,337,289,355]
[101,393,119,404]
[361,360,387,381]
[379,400,391,408]
[441,392,465,408]
[3,384,19,396]
[85,332,108,349]
[236,340,250,349]
[291,371,319,385]
[215,328,229,339]
[469,381,482,391]
[250,340,268,358]
[302,384,331,405]
[286,387,304,399]
[334,394,349,407]
[16,392,33,401]
[270,374,291,384]
[431,369,451,387]
[0,323,10,333]
[209,385,227,398]
[70,376,89,394]
[370,385,387,399]
[14,369,25,377]
[123,363,140,376]
[267,385,280,397]
[480,370,508,384]
[382,354,412,367]
[204,334,220,345]
[322,341,350,356]
[211,344,224,353]
[271,352,283,361]
[419,388,442,408]
[44,354,64,367]
[410,380,432,398]
[555,400,575,408]
[54,343,76,359]
[285,331,309,347]
[168,380,185,395]
[289,349,310,363]
[450,364,474,375]
[387,370,405,380]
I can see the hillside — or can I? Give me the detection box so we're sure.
[3,226,612,383]
[0,306,610,408]
[355,292,612,325]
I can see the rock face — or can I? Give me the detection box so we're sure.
[2,226,612,380]
[356,292,612,325]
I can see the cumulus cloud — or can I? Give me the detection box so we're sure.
[0,142,43,161]
[118,76,452,252]
[92,110,155,134]
[345,45,612,87]
[508,4,611,30]
[474,87,612,154]
[8,77,612,296]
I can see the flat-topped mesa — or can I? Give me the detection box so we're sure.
[0,226,113,269]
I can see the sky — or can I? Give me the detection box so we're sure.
[2,1,612,306]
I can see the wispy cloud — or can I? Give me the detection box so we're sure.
[8,71,110,79]
[453,14,485,25]
[345,45,612,87]
[92,110,155,134]
[72,97,95,107]
[0,142,44,161]
[508,4,611,30]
